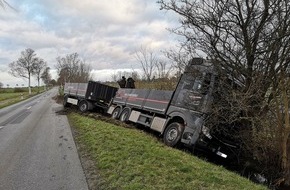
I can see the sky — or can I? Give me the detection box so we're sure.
[0,0,181,87]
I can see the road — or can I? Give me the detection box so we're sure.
[0,88,88,190]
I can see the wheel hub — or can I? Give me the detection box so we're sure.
[167,128,178,141]
[80,104,87,111]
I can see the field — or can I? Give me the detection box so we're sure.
[0,87,44,109]
[68,112,268,190]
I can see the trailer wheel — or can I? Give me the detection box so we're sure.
[120,108,130,122]
[63,95,70,107]
[79,100,88,112]
[111,107,121,119]
[163,122,184,147]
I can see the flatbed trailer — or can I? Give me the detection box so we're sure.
[63,81,118,112]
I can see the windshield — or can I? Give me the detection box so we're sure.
[182,72,212,95]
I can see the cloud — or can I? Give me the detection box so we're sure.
[0,0,180,86]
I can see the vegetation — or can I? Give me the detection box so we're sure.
[8,48,48,94]
[55,52,92,85]
[41,67,52,87]
[158,0,290,187]
[68,113,267,190]
[0,87,44,109]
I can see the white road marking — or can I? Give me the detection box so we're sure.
[27,106,32,110]
[0,126,4,130]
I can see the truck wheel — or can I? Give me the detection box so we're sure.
[79,100,88,112]
[163,122,184,147]
[63,95,70,107]
[120,108,130,122]
[111,107,121,119]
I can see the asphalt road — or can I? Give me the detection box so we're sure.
[0,88,88,190]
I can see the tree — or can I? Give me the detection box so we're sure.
[0,0,8,9]
[135,46,157,81]
[155,59,172,79]
[9,48,39,94]
[33,58,47,92]
[159,0,290,187]
[41,67,52,86]
[272,71,290,185]
[55,53,92,84]
[50,79,57,86]
[0,0,16,11]
[165,47,197,78]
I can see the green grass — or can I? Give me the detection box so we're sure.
[68,113,268,190]
[0,92,34,109]
[0,87,45,109]
[0,92,24,101]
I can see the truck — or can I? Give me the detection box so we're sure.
[63,81,118,113]
[107,58,240,161]
[63,58,240,161]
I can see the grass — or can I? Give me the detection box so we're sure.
[0,87,45,109]
[68,113,268,190]
[0,92,24,101]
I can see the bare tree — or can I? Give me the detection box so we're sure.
[0,0,9,9]
[271,71,290,184]
[0,0,5,8]
[41,67,52,86]
[155,60,173,79]
[135,46,157,81]
[9,48,39,94]
[159,0,290,186]
[55,53,92,84]
[33,58,47,92]
[0,0,16,11]
[165,46,198,78]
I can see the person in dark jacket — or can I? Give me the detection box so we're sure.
[125,77,135,89]
[117,76,126,88]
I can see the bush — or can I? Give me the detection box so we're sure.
[14,88,27,93]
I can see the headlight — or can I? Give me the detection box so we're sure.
[202,126,212,139]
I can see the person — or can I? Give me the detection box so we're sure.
[117,76,126,88]
[125,77,135,89]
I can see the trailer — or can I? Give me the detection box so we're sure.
[107,58,240,160]
[63,81,118,112]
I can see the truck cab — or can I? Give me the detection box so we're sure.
[166,59,215,145]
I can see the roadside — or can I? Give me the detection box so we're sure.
[56,106,133,190]
[65,108,267,190]
[36,94,267,189]
[0,90,268,189]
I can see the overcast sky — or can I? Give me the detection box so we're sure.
[0,0,180,87]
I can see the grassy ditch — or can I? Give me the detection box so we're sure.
[68,113,268,190]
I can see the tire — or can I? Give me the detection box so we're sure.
[111,107,121,119]
[79,100,88,112]
[63,95,70,107]
[163,122,184,147]
[119,108,131,122]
